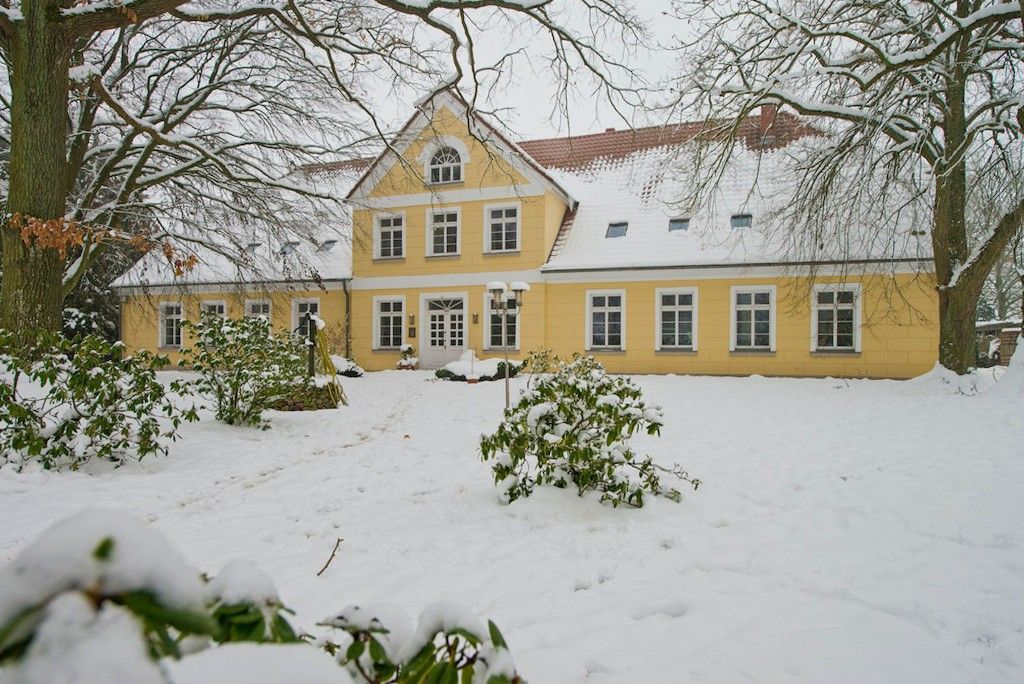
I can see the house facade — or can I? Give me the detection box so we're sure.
[116,89,938,378]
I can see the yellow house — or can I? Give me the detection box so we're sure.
[115,89,938,378]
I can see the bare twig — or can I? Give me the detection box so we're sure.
[316,537,343,576]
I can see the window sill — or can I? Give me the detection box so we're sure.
[485,347,520,353]
[425,180,465,188]
[373,255,405,262]
[372,348,401,353]
[588,347,626,353]
[730,349,775,356]
[811,350,861,357]
[657,348,697,354]
[484,249,521,256]
[158,346,182,352]
[426,253,460,259]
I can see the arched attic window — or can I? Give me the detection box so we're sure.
[428,146,463,184]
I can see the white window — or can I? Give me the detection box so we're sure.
[245,299,272,319]
[812,284,861,352]
[655,288,698,351]
[375,214,404,259]
[159,302,182,348]
[373,297,404,350]
[586,290,625,350]
[427,208,460,256]
[428,146,463,184]
[485,204,519,253]
[201,300,226,318]
[730,286,776,352]
[293,298,320,338]
[483,293,519,350]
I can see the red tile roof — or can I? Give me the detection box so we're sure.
[302,109,818,176]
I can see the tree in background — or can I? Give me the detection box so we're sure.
[971,154,1024,322]
[670,0,1024,373]
[0,0,644,342]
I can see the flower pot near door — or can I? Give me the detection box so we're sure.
[397,344,418,370]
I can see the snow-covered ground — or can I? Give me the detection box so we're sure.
[1,365,1022,683]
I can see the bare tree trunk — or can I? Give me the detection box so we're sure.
[1,1,70,340]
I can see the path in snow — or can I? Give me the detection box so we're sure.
[0,369,1021,683]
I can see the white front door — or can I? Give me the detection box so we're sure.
[422,297,466,369]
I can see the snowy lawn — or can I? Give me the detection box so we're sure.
[1,367,1022,683]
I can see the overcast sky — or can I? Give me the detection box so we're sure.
[368,0,684,142]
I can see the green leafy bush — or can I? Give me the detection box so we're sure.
[182,313,312,427]
[319,603,521,683]
[434,361,521,382]
[480,355,700,508]
[0,511,522,682]
[0,331,196,471]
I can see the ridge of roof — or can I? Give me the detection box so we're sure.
[304,108,817,178]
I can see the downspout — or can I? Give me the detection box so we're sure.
[342,278,352,359]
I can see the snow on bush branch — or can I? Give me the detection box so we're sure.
[0,331,197,471]
[481,354,700,508]
[0,511,523,683]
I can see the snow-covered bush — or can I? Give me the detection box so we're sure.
[0,511,521,683]
[434,351,521,382]
[332,355,365,378]
[480,355,700,508]
[397,344,418,369]
[183,312,312,427]
[0,331,196,471]
[319,602,520,683]
[0,511,303,680]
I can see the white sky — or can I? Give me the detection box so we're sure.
[367,0,683,141]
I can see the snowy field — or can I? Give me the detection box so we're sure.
[1,365,1022,683]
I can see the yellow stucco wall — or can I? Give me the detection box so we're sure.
[119,287,348,366]
[348,272,937,378]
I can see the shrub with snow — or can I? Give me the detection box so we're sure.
[397,344,418,369]
[183,312,313,427]
[434,350,521,382]
[332,355,365,378]
[0,331,197,471]
[480,355,700,508]
[0,511,521,683]
[319,601,520,683]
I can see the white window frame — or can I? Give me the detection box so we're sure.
[481,292,520,351]
[426,146,464,185]
[292,297,320,337]
[810,283,862,352]
[372,295,406,350]
[482,202,521,254]
[729,285,776,352]
[200,300,227,318]
[244,298,272,320]
[158,301,183,349]
[585,289,626,351]
[425,206,461,257]
[374,212,406,260]
[654,287,698,351]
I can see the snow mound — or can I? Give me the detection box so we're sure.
[906,362,1004,396]
[440,350,517,380]
[0,510,206,628]
[165,643,351,684]
[331,355,365,377]
[984,335,1024,402]
[209,561,280,606]
[7,594,163,684]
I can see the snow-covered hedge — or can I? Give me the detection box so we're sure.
[435,351,521,382]
[0,511,522,683]
[480,355,700,508]
[183,313,314,427]
[319,603,520,683]
[332,355,365,378]
[0,331,197,471]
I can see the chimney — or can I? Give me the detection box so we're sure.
[759,104,778,147]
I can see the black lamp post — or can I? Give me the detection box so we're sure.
[486,281,530,409]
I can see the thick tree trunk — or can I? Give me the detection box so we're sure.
[0,1,70,340]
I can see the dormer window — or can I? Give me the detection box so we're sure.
[280,241,299,256]
[428,146,462,184]
[318,239,338,252]
[731,214,753,229]
[605,221,628,238]
[668,218,689,232]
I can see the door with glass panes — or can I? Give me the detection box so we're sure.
[422,297,466,368]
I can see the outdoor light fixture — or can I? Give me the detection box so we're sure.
[486,281,530,409]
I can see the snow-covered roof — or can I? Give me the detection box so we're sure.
[541,141,931,272]
[111,164,359,290]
